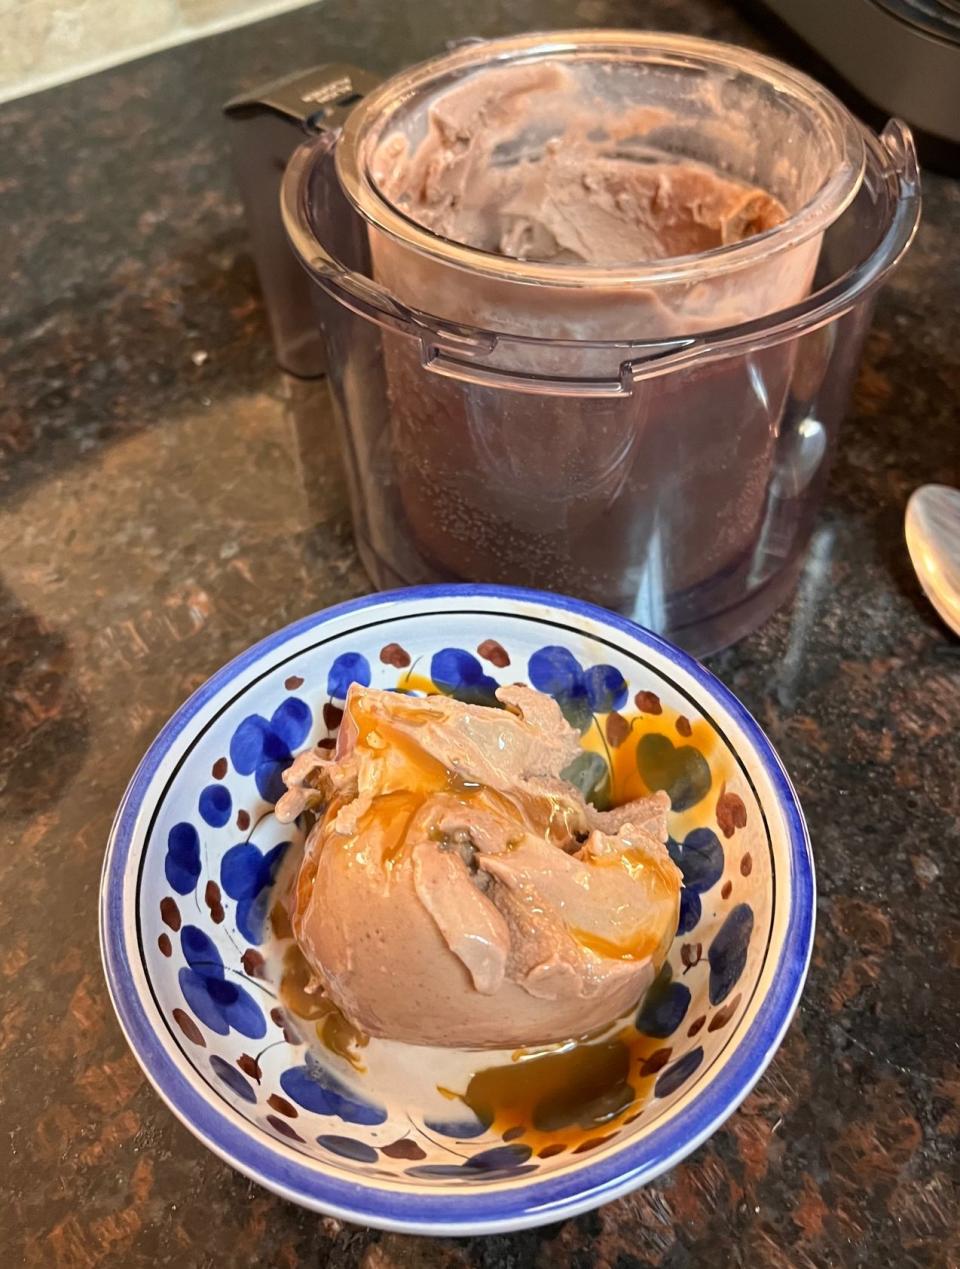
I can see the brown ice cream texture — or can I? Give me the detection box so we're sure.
[371,61,786,268]
[276,683,681,1048]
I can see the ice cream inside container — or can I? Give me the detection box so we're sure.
[336,33,866,340]
[277,33,917,656]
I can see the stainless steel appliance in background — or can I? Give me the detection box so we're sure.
[754,0,960,154]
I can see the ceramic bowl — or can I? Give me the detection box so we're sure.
[100,584,813,1234]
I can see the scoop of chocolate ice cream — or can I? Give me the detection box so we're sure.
[277,684,680,1048]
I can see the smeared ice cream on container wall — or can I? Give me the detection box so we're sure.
[325,36,861,619]
[276,31,916,653]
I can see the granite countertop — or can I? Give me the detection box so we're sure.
[2,0,958,1264]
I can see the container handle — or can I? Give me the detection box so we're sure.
[879,118,920,199]
[224,64,382,376]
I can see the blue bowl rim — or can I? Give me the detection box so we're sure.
[100,582,814,1235]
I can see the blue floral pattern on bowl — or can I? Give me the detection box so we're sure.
[101,585,813,1234]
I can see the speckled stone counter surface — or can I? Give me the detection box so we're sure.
[1,0,958,1264]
